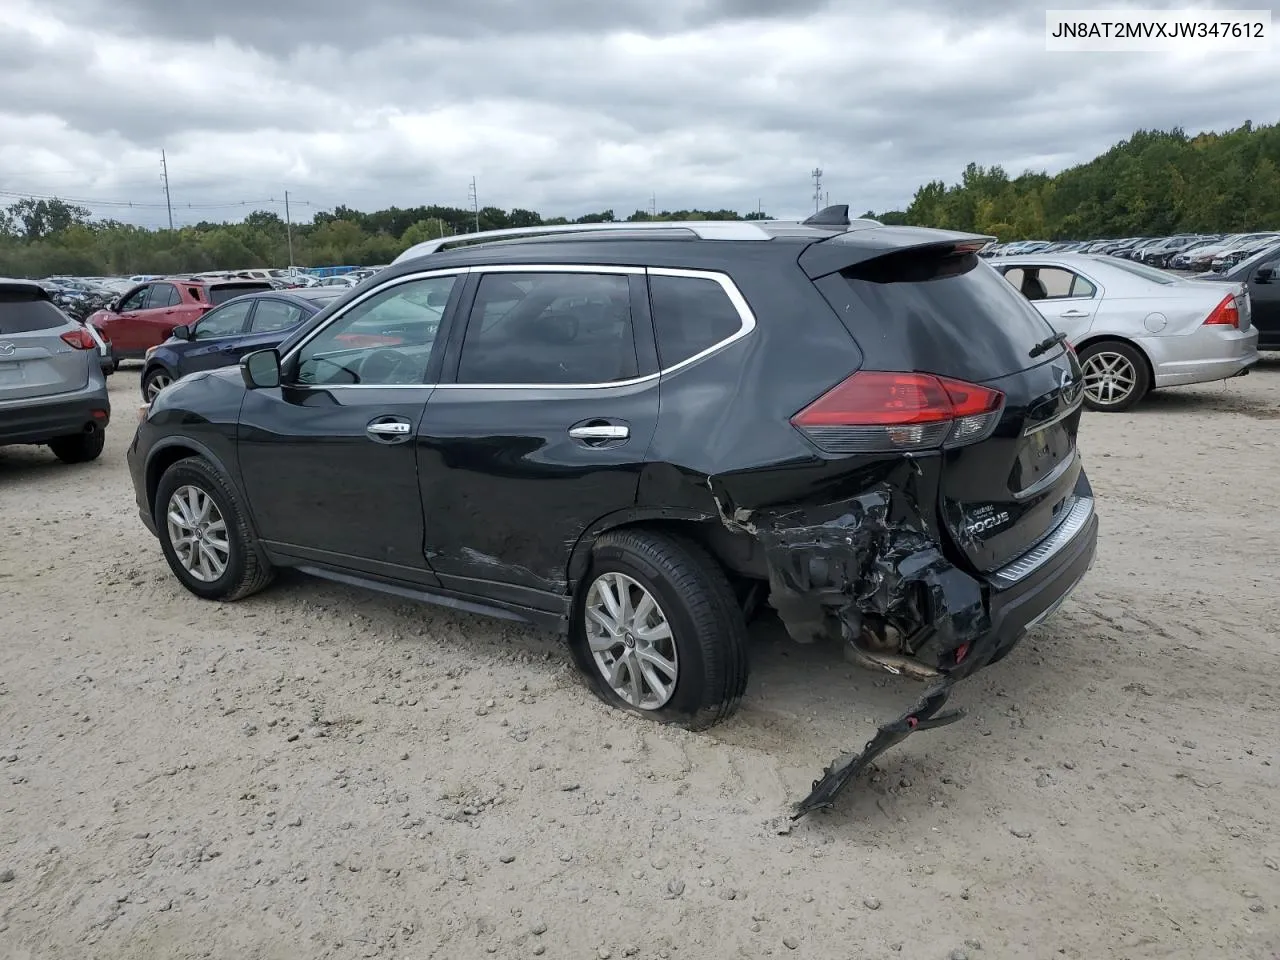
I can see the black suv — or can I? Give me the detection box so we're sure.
[127,211,1098,813]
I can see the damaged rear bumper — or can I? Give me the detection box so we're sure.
[747,473,1100,819]
[750,471,1098,685]
[792,503,1098,816]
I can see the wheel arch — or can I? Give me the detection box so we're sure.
[144,438,241,527]
[1073,333,1155,386]
[565,508,765,593]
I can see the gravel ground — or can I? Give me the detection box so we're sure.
[2,362,1279,960]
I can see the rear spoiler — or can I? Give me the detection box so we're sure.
[798,227,996,280]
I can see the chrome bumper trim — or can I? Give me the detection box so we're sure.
[991,495,1095,587]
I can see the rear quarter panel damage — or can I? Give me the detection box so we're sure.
[708,457,989,675]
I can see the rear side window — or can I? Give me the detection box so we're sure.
[457,272,637,385]
[0,296,68,334]
[251,299,306,333]
[146,283,181,308]
[648,274,743,368]
[209,283,272,305]
[833,250,1059,382]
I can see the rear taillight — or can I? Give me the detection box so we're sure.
[791,371,1005,454]
[60,329,98,350]
[1203,294,1240,328]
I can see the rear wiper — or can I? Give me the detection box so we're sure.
[1029,331,1068,358]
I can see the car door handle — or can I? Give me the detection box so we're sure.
[569,424,629,441]
[366,418,414,444]
[367,421,412,436]
[1058,309,1090,318]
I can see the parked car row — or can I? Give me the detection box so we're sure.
[984,231,1280,274]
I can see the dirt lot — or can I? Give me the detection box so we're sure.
[3,363,1279,960]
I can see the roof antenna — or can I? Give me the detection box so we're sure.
[803,204,851,227]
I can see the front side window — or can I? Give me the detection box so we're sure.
[295,274,455,386]
[118,286,150,312]
[457,272,636,385]
[192,299,253,340]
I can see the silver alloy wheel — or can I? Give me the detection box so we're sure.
[584,572,679,710]
[1080,350,1137,407]
[166,484,230,583]
[145,372,173,401]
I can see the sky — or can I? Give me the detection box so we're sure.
[1,0,1278,229]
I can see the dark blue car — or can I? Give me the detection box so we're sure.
[139,288,340,401]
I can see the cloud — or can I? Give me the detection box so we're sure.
[1,0,1277,229]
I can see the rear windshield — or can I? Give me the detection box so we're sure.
[0,295,69,334]
[1095,258,1176,284]
[209,283,273,305]
[833,249,1059,382]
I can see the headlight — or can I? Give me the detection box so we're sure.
[144,345,159,359]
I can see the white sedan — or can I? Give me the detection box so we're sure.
[992,254,1258,411]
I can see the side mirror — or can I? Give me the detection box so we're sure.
[241,349,281,390]
[1255,266,1274,283]
[171,324,191,341]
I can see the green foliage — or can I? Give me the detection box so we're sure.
[0,198,774,277]
[870,120,1280,241]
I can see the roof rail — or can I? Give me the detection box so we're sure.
[392,220,774,265]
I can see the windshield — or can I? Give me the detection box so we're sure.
[1091,257,1176,284]
[1231,241,1280,275]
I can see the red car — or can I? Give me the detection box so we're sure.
[88,277,274,361]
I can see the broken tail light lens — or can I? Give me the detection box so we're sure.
[60,329,98,350]
[1203,294,1240,328]
[791,371,1004,454]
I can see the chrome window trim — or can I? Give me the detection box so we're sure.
[277,264,757,392]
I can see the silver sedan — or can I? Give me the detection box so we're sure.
[992,254,1258,411]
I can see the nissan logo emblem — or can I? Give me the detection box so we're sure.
[0,342,15,356]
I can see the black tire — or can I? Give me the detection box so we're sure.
[48,428,105,464]
[1078,340,1151,412]
[154,456,274,601]
[569,528,749,731]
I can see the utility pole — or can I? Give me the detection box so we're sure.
[649,193,657,218]
[284,189,294,268]
[468,177,479,233]
[811,167,823,214]
[161,150,174,230]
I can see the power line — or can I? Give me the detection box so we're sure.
[0,188,322,211]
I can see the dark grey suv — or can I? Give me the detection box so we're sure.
[127,210,1098,814]
[1,279,111,463]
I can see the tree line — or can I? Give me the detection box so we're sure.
[0,200,770,278]
[3,119,1277,278]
